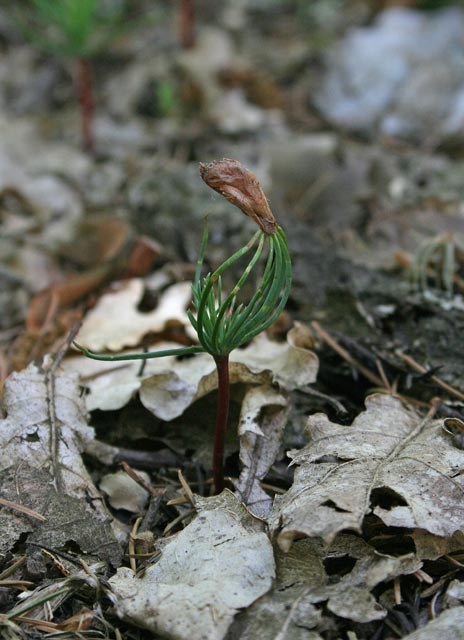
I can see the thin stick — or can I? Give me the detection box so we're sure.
[213,355,230,493]
[393,576,402,605]
[129,517,142,573]
[0,497,46,522]
[120,461,162,498]
[311,321,384,388]
[376,358,392,393]
[445,554,464,568]
[0,580,34,588]
[398,352,464,402]
[0,556,26,581]
[177,469,196,506]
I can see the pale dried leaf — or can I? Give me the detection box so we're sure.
[0,364,120,563]
[401,607,464,640]
[288,536,419,622]
[99,470,150,513]
[275,539,327,590]
[64,326,317,420]
[109,494,275,640]
[235,385,288,519]
[230,586,323,640]
[271,394,464,549]
[229,324,318,390]
[326,586,385,623]
[445,580,464,607]
[412,530,464,561]
[75,279,192,351]
[236,534,421,633]
[194,489,267,534]
[62,346,183,412]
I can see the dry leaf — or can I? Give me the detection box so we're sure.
[63,326,318,419]
[401,607,464,639]
[109,493,275,640]
[235,384,288,519]
[412,530,464,561]
[0,363,120,564]
[99,470,150,513]
[445,580,464,608]
[231,586,323,640]
[230,324,319,391]
[235,534,421,635]
[74,278,192,351]
[270,394,464,550]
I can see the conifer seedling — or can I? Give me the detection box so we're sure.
[76,159,292,493]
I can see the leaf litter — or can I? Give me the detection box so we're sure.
[271,394,464,550]
[5,268,464,638]
[109,491,275,640]
[0,359,121,565]
[1,6,464,636]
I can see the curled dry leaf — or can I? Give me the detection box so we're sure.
[63,327,318,419]
[99,470,150,513]
[231,323,318,391]
[270,394,464,550]
[109,493,275,640]
[235,384,288,519]
[74,278,193,352]
[200,158,277,234]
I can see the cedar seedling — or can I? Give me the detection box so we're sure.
[76,159,292,493]
[17,0,128,151]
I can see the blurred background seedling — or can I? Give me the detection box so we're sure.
[16,0,130,151]
[410,232,464,297]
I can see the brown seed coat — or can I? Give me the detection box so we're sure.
[199,158,277,234]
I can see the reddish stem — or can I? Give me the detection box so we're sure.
[213,355,230,493]
[78,58,95,153]
[179,0,195,49]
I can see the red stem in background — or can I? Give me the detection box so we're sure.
[213,355,230,493]
[78,58,95,152]
[179,0,195,49]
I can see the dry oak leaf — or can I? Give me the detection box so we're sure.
[412,529,464,561]
[0,363,120,563]
[141,327,317,421]
[109,493,275,640]
[235,534,421,636]
[270,394,464,550]
[64,325,318,420]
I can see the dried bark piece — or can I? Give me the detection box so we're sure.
[199,158,277,234]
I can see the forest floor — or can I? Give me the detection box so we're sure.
[1,2,464,639]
